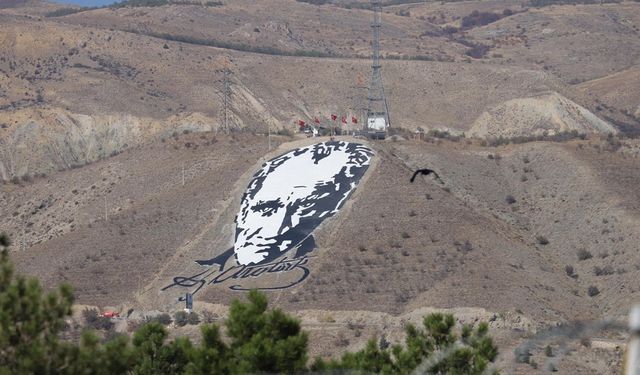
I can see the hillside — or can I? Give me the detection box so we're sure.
[4,133,638,373]
[2,0,640,373]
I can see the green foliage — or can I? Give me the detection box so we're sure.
[83,308,115,330]
[110,0,222,7]
[174,311,200,327]
[0,235,74,374]
[312,313,498,374]
[545,345,553,357]
[132,323,194,374]
[60,332,135,375]
[137,31,334,58]
[0,233,9,248]
[145,313,172,326]
[0,243,309,374]
[529,0,620,7]
[226,290,309,373]
[110,0,171,8]
[485,130,587,147]
[577,248,593,261]
[461,10,503,29]
[44,7,90,17]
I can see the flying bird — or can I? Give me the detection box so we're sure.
[410,168,443,184]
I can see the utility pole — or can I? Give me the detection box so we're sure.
[628,305,640,375]
[182,162,185,187]
[223,68,230,135]
[104,196,108,222]
[221,58,232,135]
[21,215,26,251]
[268,123,272,151]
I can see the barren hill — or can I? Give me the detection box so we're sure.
[2,0,640,372]
[469,92,616,138]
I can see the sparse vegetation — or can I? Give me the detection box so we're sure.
[82,308,115,331]
[144,313,172,326]
[529,0,620,7]
[465,44,491,59]
[514,347,531,363]
[461,11,503,29]
[593,265,614,276]
[505,195,517,204]
[564,265,575,277]
[536,235,549,245]
[426,129,464,141]
[174,310,200,326]
[485,130,587,147]
[577,248,593,261]
[587,286,600,297]
[135,31,336,58]
[545,345,554,357]
[45,7,90,17]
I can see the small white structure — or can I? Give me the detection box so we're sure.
[367,116,387,131]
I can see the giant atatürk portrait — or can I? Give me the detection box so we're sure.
[164,141,373,294]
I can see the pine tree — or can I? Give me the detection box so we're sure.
[312,312,498,375]
[0,232,75,374]
[226,289,309,374]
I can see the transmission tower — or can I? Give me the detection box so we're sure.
[366,0,390,131]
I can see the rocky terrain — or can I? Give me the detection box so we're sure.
[2,0,640,373]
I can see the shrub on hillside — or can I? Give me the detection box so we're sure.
[536,235,549,245]
[564,265,575,277]
[174,311,200,327]
[144,313,172,326]
[45,7,88,17]
[593,265,614,276]
[577,248,593,261]
[82,308,114,331]
[461,11,503,29]
[529,0,620,7]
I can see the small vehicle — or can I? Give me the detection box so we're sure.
[100,311,120,318]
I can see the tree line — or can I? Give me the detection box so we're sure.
[0,232,498,374]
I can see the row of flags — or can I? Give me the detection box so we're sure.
[297,114,358,127]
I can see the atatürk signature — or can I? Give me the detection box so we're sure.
[162,256,314,300]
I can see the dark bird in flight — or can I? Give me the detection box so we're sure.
[410,168,443,184]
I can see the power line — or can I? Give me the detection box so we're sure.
[222,66,231,135]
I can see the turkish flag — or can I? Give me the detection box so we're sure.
[341,116,347,124]
[314,117,320,124]
[297,120,306,127]
[351,116,358,124]
[331,114,337,121]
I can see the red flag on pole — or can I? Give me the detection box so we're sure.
[341,116,347,124]
[331,114,337,121]
[297,120,306,127]
[314,117,320,124]
[351,116,358,124]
